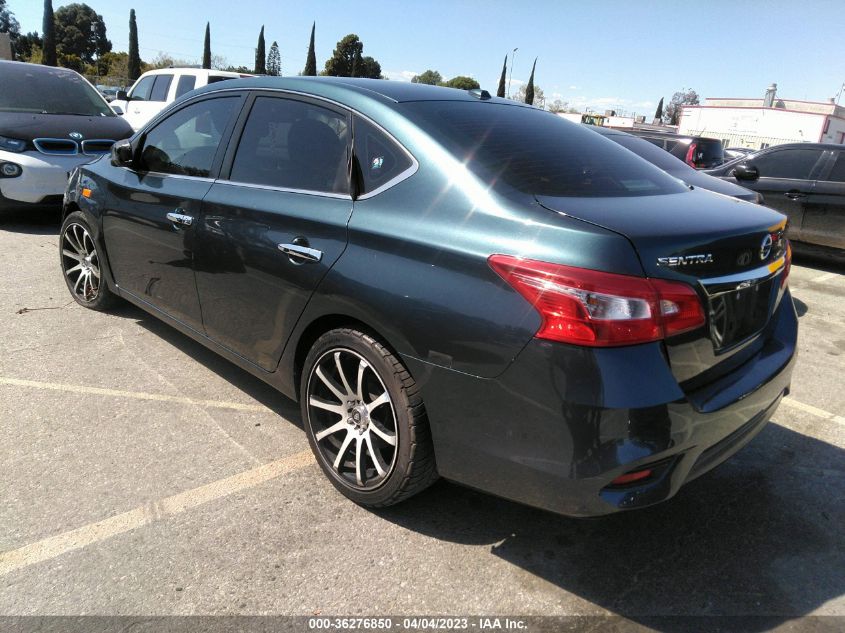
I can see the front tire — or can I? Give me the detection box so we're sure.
[301,328,438,507]
[60,211,117,311]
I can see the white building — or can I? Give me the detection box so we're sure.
[678,85,845,150]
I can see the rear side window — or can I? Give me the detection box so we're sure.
[229,96,349,194]
[750,149,825,180]
[175,75,197,99]
[405,102,686,197]
[140,97,239,177]
[825,152,845,182]
[129,75,155,101]
[149,74,173,102]
[354,116,413,194]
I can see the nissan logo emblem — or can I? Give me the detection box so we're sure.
[760,234,773,260]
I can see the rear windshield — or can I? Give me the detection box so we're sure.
[0,64,113,116]
[404,102,686,197]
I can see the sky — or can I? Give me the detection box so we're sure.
[8,0,845,116]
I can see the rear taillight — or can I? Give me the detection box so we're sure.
[488,255,706,347]
[684,142,698,168]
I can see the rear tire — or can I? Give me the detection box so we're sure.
[300,328,438,507]
[60,211,118,311]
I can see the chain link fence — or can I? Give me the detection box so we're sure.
[686,130,803,150]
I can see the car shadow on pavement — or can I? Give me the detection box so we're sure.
[376,420,845,630]
[108,301,302,423]
[0,208,62,234]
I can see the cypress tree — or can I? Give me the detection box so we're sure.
[496,54,507,98]
[41,0,57,66]
[202,22,211,69]
[254,25,266,74]
[654,97,664,122]
[524,57,537,105]
[128,9,141,81]
[303,22,317,76]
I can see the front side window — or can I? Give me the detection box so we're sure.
[825,151,845,182]
[354,116,413,194]
[750,149,825,180]
[129,75,155,101]
[140,97,239,177]
[149,74,173,102]
[229,96,349,194]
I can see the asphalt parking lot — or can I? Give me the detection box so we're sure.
[1,209,843,629]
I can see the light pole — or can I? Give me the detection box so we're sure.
[507,47,518,99]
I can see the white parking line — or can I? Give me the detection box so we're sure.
[0,449,315,577]
[782,397,845,425]
[0,376,271,413]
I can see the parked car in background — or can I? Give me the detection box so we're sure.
[724,147,755,161]
[96,85,121,102]
[0,61,133,213]
[591,126,762,203]
[706,143,845,258]
[620,128,725,169]
[61,78,796,517]
[110,68,253,130]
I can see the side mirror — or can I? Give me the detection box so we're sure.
[111,139,134,167]
[110,104,124,115]
[116,90,129,101]
[734,163,759,181]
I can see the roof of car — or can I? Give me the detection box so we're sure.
[0,60,79,76]
[192,76,508,105]
[138,67,246,78]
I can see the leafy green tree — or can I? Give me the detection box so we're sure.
[496,55,507,98]
[223,65,252,73]
[524,57,537,105]
[302,22,316,76]
[664,89,698,125]
[654,97,664,122]
[411,69,442,85]
[202,22,210,69]
[0,0,20,41]
[266,40,280,76]
[323,34,381,78]
[443,75,480,90]
[13,31,41,61]
[54,3,111,64]
[254,25,266,74]
[42,0,57,66]
[128,9,140,81]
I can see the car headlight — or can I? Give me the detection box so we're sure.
[0,135,27,153]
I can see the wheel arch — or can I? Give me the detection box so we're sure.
[285,312,411,402]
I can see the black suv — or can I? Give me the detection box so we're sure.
[706,143,845,257]
[621,129,725,169]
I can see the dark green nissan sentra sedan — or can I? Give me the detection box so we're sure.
[60,78,796,516]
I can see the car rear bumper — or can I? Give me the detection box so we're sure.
[406,289,798,517]
[0,150,96,206]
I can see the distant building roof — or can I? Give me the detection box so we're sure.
[695,96,844,118]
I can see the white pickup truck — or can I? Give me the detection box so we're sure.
[111,68,252,131]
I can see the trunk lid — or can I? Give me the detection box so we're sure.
[536,189,790,389]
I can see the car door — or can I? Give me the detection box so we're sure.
[102,94,244,330]
[125,73,173,130]
[728,147,827,242]
[193,92,353,371]
[801,149,845,249]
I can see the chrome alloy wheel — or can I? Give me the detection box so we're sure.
[61,223,101,302]
[306,348,398,490]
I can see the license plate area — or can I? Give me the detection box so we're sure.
[706,277,775,352]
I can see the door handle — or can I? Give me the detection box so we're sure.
[785,191,807,200]
[278,241,322,263]
[166,210,193,227]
